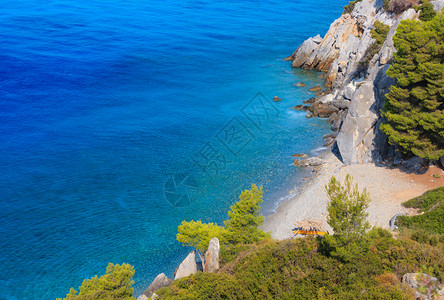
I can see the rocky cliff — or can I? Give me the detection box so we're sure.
[289,0,443,165]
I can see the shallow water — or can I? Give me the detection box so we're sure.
[0,0,345,298]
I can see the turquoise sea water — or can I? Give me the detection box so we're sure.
[0,1,345,298]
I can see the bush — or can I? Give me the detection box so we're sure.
[383,0,391,10]
[58,263,135,300]
[157,237,425,299]
[343,0,362,14]
[359,20,391,67]
[419,2,437,22]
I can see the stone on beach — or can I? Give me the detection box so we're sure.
[293,157,326,167]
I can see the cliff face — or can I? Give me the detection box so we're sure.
[289,0,444,165]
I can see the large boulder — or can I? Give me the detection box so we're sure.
[336,82,379,164]
[142,273,173,298]
[175,251,197,280]
[291,37,321,68]
[204,237,220,273]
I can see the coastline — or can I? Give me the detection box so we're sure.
[262,149,444,240]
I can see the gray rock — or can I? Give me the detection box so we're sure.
[431,0,444,12]
[137,295,148,300]
[293,157,326,167]
[400,157,429,174]
[312,34,323,44]
[143,273,173,298]
[306,112,313,118]
[343,83,355,100]
[332,99,350,110]
[318,94,334,104]
[175,251,197,280]
[440,155,444,168]
[151,293,159,300]
[204,237,220,273]
[336,82,378,165]
[402,273,440,300]
[291,37,320,68]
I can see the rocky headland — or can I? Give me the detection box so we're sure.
[287,0,443,166]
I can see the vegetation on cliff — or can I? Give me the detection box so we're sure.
[381,14,444,160]
[58,182,444,299]
[359,21,391,68]
[397,186,444,247]
[58,263,135,300]
[155,179,443,299]
[177,184,270,262]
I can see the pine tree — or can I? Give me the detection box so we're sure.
[322,175,371,261]
[224,184,269,244]
[380,15,444,160]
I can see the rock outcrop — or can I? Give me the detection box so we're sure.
[175,251,197,280]
[204,237,220,273]
[287,0,430,165]
[141,273,173,299]
[402,273,442,300]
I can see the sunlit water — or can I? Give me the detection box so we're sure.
[0,1,345,298]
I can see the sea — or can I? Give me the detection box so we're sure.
[0,0,346,298]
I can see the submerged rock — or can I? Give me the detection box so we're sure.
[291,105,303,110]
[303,97,316,104]
[293,82,306,87]
[308,85,322,92]
[272,96,282,102]
[292,153,308,158]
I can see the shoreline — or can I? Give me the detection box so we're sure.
[262,149,444,240]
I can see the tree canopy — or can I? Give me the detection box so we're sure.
[380,15,444,160]
[177,220,226,253]
[323,175,371,261]
[58,263,135,300]
[224,184,269,244]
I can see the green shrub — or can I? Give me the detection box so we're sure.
[402,186,444,212]
[419,2,437,22]
[383,0,391,10]
[58,263,136,300]
[359,20,391,67]
[343,0,362,14]
[157,237,427,299]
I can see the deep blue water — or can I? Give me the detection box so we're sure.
[0,1,345,299]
